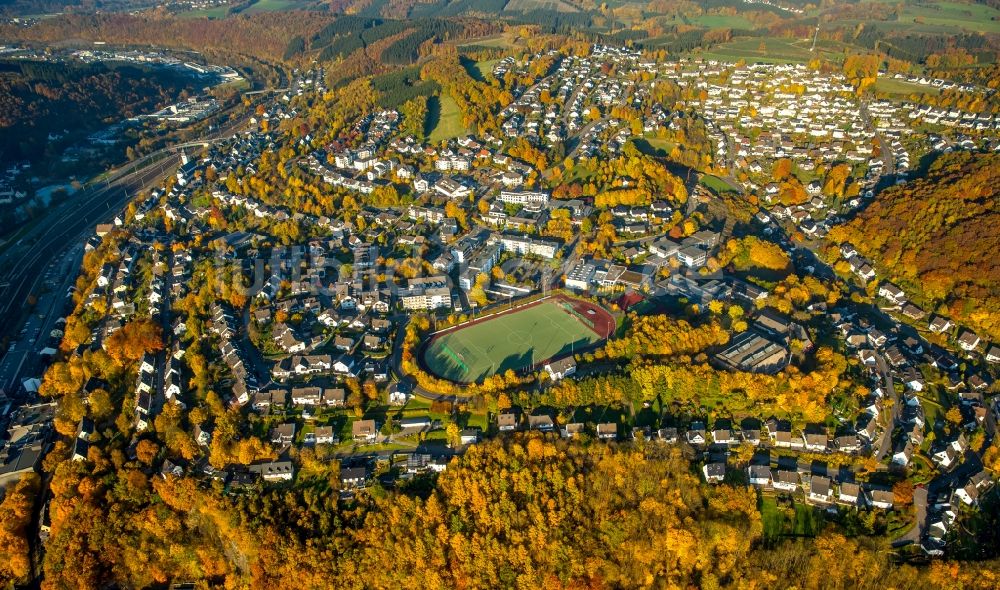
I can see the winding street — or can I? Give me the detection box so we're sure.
[388,314,473,405]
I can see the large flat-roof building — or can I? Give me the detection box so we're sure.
[458,243,502,290]
[677,245,708,268]
[497,190,549,206]
[714,330,789,374]
[565,261,596,291]
[400,276,451,311]
[500,234,560,259]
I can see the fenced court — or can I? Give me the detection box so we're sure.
[423,296,612,384]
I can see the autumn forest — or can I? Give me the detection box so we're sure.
[23,436,1000,589]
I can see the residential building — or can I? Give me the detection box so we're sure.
[352,419,378,443]
[544,356,577,381]
[497,190,549,206]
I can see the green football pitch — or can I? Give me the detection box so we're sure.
[423,299,603,384]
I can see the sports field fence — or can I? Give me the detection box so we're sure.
[559,301,596,331]
[440,343,470,375]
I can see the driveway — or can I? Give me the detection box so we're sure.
[893,485,928,547]
[873,352,899,463]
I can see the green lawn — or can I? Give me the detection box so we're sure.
[178,0,311,18]
[180,0,311,17]
[424,429,449,441]
[636,135,677,158]
[901,1,1000,34]
[215,77,251,94]
[761,496,822,542]
[424,299,606,383]
[698,37,851,65]
[694,14,754,29]
[761,496,783,542]
[399,396,431,412]
[243,0,311,14]
[793,503,821,536]
[571,405,626,426]
[504,0,579,14]
[459,56,499,83]
[427,94,467,143]
[662,14,755,30]
[700,174,738,194]
[565,164,597,183]
[634,399,661,428]
[472,59,500,81]
[700,38,812,63]
[845,1,1000,34]
[464,412,488,430]
[178,5,230,18]
[875,77,941,97]
[916,385,947,430]
[457,36,520,49]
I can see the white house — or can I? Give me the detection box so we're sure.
[747,465,772,487]
[703,462,726,484]
[544,356,577,381]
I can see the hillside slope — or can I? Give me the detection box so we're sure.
[36,435,1000,588]
[830,151,1000,340]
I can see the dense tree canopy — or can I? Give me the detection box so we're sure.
[0,473,40,584]
[716,236,791,273]
[829,152,1000,340]
[36,435,1000,589]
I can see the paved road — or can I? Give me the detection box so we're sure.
[333,441,460,462]
[0,245,83,393]
[561,83,589,128]
[240,304,274,390]
[566,117,609,160]
[894,485,928,546]
[859,100,896,176]
[244,87,289,96]
[718,178,913,466]
[0,107,249,352]
[388,315,472,405]
[555,237,581,286]
[873,352,899,463]
[612,231,670,249]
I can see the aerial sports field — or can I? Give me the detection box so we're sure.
[423,295,613,384]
